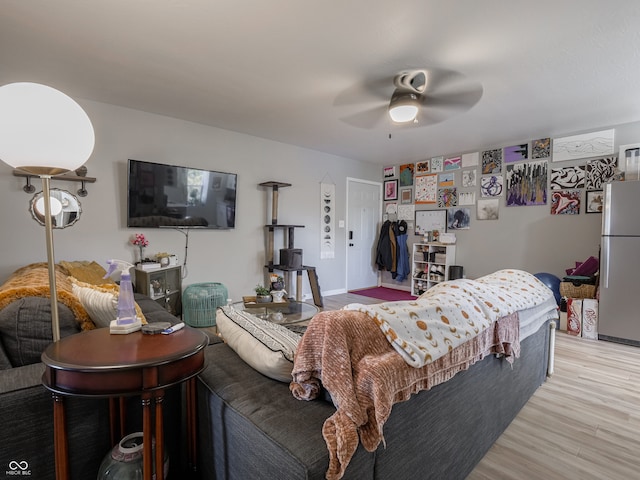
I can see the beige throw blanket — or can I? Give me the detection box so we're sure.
[290,309,520,480]
[343,269,552,368]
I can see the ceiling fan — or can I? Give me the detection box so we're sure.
[338,67,483,129]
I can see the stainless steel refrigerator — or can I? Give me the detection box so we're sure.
[598,180,640,345]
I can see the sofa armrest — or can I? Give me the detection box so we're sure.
[0,362,45,394]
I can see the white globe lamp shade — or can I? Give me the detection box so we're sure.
[0,82,95,175]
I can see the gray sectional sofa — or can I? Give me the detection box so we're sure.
[196,319,552,480]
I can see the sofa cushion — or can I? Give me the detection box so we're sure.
[216,306,301,382]
[0,341,11,370]
[0,297,80,367]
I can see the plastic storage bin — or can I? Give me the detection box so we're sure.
[182,282,228,327]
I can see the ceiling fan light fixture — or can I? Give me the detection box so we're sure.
[388,91,419,123]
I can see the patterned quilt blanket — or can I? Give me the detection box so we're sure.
[343,269,553,367]
[291,310,521,480]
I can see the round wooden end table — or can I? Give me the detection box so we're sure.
[41,326,208,480]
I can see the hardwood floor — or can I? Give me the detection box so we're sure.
[322,293,640,480]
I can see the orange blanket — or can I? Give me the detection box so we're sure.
[0,262,94,330]
[290,309,519,480]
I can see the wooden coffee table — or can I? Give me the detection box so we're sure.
[41,326,208,480]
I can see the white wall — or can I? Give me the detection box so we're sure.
[0,100,380,301]
[380,120,640,287]
[3,100,640,299]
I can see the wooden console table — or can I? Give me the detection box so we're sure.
[41,326,208,480]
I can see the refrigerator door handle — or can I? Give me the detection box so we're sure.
[601,237,610,289]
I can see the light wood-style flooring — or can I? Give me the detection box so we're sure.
[322,292,640,480]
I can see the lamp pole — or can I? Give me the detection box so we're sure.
[42,175,61,342]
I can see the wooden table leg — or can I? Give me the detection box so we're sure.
[186,377,198,471]
[120,397,127,440]
[141,394,152,480]
[52,393,69,480]
[109,397,128,447]
[108,398,117,447]
[155,392,165,480]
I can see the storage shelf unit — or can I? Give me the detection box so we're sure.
[411,242,456,296]
[134,265,182,317]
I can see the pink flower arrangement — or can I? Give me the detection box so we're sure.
[131,233,149,263]
[131,233,149,247]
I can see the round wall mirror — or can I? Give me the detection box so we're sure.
[30,188,82,228]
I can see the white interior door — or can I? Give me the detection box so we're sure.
[346,178,382,290]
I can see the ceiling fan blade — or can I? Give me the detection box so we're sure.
[340,105,389,129]
[420,83,484,111]
[422,67,463,93]
[414,107,456,126]
[333,75,393,107]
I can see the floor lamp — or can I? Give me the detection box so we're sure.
[0,82,95,342]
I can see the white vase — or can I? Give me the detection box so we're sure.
[271,290,286,303]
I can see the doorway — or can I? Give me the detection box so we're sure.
[346,177,382,291]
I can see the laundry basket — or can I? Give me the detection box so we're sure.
[182,282,228,327]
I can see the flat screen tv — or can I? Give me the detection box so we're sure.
[127,159,237,229]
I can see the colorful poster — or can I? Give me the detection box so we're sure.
[550,189,581,215]
[444,156,461,170]
[481,175,504,197]
[506,160,548,206]
[447,207,471,230]
[438,172,454,187]
[399,163,415,186]
[415,160,430,174]
[504,144,528,163]
[415,174,438,204]
[431,156,444,172]
[531,138,551,159]
[438,187,457,208]
[482,149,503,174]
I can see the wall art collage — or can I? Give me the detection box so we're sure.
[383,128,630,233]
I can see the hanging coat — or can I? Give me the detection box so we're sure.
[375,220,393,272]
[394,220,410,282]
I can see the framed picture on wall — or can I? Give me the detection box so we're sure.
[384,179,398,201]
[400,188,412,204]
[586,190,604,213]
[415,209,446,235]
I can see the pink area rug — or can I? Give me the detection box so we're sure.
[349,287,416,302]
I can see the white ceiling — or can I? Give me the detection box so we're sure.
[2,1,640,165]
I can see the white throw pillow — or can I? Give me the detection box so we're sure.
[71,279,146,328]
[216,306,301,382]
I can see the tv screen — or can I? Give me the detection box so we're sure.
[127,159,237,229]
